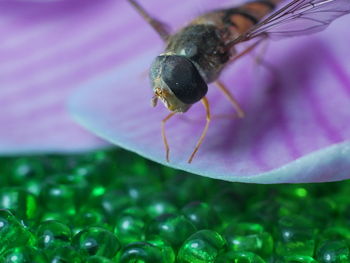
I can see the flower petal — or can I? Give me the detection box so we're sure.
[0,0,116,154]
[68,1,350,183]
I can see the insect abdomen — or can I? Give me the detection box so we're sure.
[221,0,280,35]
[192,0,280,37]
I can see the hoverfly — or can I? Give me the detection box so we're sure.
[128,0,350,163]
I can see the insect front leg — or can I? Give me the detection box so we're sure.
[161,112,176,162]
[188,97,211,164]
[127,0,171,41]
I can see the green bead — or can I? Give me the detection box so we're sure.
[8,158,44,194]
[275,216,316,257]
[40,182,76,215]
[215,251,266,263]
[86,256,114,263]
[114,208,145,244]
[1,247,48,263]
[292,187,309,199]
[40,211,71,225]
[56,156,84,171]
[277,185,309,201]
[86,149,113,162]
[277,199,301,218]
[209,188,243,222]
[303,198,336,227]
[177,230,226,263]
[47,172,96,211]
[10,158,44,180]
[148,236,176,262]
[164,175,211,206]
[181,202,219,230]
[73,159,115,186]
[70,169,109,206]
[91,186,106,198]
[247,200,280,223]
[233,222,265,234]
[121,206,147,218]
[112,150,151,176]
[0,210,35,254]
[129,158,152,176]
[101,190,134,219]
[36,220,72,249]
[282,255,319,263]
[223,222,273,257]
[321,226,350,244]
[45,245,83,263]
[147,213,196,248]
[72,227,120,258]
[0,188,38,221]
[72,207,105,231]
[143,196,178,219]
[316,240,349,263]
[117,176,161,204]
[117,241,174,263]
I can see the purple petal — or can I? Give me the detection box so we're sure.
[0,0,115,154]
[69,1,350,183]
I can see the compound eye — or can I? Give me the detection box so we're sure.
[161,55,208,104]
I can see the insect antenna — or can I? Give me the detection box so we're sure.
[188,97,211,163]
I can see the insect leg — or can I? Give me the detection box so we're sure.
[161,112,176,162]
[253,38,269,65]
[214,36,269,118]
[188,97,211,163]
[251,39,279,77]
[215,80,245,118]
[127,0,170,41]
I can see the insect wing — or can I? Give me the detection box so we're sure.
[234,0,350,42]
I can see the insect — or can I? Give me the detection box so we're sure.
[128,0,350,163]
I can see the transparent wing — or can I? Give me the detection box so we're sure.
[233,0,350,42]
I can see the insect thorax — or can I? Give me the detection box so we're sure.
[165,24,231,83]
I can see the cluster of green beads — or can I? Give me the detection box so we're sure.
[0,149,350,262]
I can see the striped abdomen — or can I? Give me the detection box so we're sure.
[194,0,280,37]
